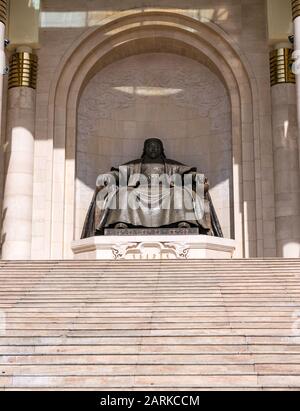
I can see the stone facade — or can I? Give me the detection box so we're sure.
[2,0,299,259]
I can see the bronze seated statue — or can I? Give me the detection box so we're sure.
[81,138,223,238]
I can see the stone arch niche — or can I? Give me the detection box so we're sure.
[47,10,264,259]
[76,53,233,241]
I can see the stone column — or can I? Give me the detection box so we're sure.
[1,47,38,259]
[0,1,8,243]
[270,46,300,257]
[292,0,300,153]
[0,1,7,114]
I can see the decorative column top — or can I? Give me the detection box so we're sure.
[0,0,8,25]
[270,48,295,87]
[8,51,38,89]
[292,0,300,20]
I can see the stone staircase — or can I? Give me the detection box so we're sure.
[0,259,300,391]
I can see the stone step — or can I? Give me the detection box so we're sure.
[4,353,300,365]
[0,259,300,390]
[0,374,260,389]
[0,364,256,376]
[0,315,297,324]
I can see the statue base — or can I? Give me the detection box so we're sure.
[71,235,236,260]
[104,228,199,236]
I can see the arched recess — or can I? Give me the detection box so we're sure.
[46,10,264,259]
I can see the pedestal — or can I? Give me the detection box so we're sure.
[71,235,236,260]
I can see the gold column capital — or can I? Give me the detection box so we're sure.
[270,48,295,87]
[0,0,8,25]
[292,0,300,20]
[8,51,38,90]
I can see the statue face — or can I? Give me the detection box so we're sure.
[144,139,163,159]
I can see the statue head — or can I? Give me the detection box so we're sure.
[142,138,166,161]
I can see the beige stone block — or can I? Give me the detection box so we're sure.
[6,154,34,176]
[6,128,34,154]
[51,205,64,225]
[276,215,300,241]
[271,86,289,106]
[50,241,64,259]
[263,248,277,257]
[243,181,256,201]
[1,240,31,259]
[8,87,35,110]
[262,207,275,222]
[3,173,33,197]
[262,236,277,250]
[2,216,33,241]
[243,162,255,182]
[277,240,300,258]
[263,221,276,236]
[31,237,45,255]
[274,148,299,172]
[3,195,33,220]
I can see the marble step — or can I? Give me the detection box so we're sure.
[1,259,300,390]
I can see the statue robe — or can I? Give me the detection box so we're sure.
[81,159,223,238]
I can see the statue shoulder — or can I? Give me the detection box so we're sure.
[110,159,141,171]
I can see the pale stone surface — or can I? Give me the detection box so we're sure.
[294,15,300,169]
[0,23,6,256]
[271,83,300,257]
[71,235,236,260]
[1,259,300,390]
[1,87,36,260]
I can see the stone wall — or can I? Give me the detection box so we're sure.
[271,83,300,257]
[27,0,278,258]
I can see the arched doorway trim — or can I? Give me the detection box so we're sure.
[46,11,267,259]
